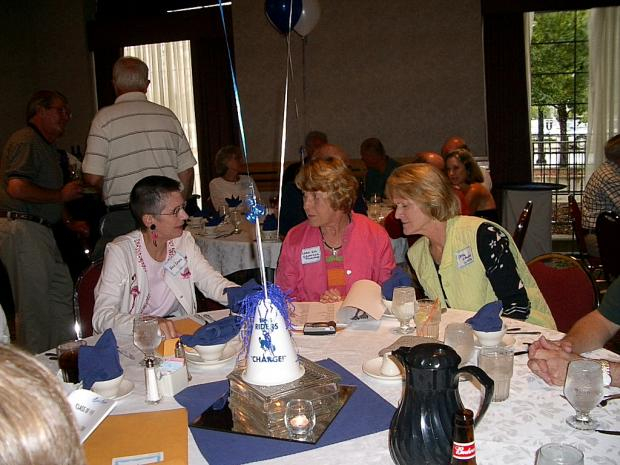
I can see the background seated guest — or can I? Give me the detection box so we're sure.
[360,137,399,199]
[0,345,86,465]
[386,164,556,328]
[208,145,260,212]
[528,277,620,387]
[440,135,492,190]
[93,176,237,338]
[276,157,395,303]
[581,134,620,257]
[282,130,328,186]
[279,143,366,237]
[445,148,497,222]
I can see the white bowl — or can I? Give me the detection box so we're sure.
[473,324,507,347]
[204,225,218,236]
[194,343,227,361]
[92,374,124,398]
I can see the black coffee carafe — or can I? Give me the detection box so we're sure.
[389,343,494,465]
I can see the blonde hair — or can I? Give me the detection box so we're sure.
[445,148,484,184]
[296,157,358,213]
[0,345,86,465]
[386,163,460,221]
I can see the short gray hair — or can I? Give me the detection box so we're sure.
[113,56,149,93]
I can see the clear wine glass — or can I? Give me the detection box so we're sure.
[391,286,416,334]
[230,210,242,234]
[133,315,162,366]
[563,359,604,430]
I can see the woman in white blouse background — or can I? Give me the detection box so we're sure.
[208,145,260,212]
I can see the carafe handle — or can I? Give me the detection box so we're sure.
[455,365,494,426]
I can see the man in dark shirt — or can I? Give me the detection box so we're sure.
[0,90,87,352]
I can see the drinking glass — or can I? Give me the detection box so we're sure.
[478,347,514,402]
[368,194,382,222]
[391,286,416,334]
[133,315,162,366]
[218,204,230,224]
[563,359,604,430]
[285,399,316,437]
[414,299,441,339]
[229,210,242,234]
[444,323,474,366]
[536,443,584,465]
[57,339,87,384]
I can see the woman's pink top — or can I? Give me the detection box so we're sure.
[276,213,396,301]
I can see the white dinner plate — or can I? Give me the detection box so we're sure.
[185,340,242,367]
[473,334,516,349]
[362,357,403,381]
[92,379,135,400]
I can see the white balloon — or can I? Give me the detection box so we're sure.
[294,0,321,37]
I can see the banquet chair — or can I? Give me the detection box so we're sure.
[73,259,103,338]
[595,211,620,284]
[512,200,533,251]
[567,194,603,273]
[527,253,599,333]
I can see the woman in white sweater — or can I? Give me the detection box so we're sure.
[208,145,260,211]
[92,176,237,338]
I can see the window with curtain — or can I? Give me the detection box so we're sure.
[124,40,201,204]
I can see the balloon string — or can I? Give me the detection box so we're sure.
[218,1,267,297]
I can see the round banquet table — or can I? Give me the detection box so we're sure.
[38,309,620,465]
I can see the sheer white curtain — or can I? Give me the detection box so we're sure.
[586,7,620,178]
[124,41,201,201]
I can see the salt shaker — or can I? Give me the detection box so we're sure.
[144,357,161,404]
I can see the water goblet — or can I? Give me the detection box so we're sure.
[133,315,162,366]
[218,204,230,224]
[563,359,604,430]
[444,323,474,367]
[229,210,242,234]
[391,286,416,334]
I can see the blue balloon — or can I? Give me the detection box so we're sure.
[265,0,302,34]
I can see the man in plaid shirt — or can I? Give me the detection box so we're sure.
[582,134,620,256]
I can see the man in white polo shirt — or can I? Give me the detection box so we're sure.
[83,56,197,259]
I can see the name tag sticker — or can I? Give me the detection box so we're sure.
[301,246,321,265]
[164,252,188,276]
[455,247,474,269]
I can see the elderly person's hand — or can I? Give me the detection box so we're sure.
[528,336,581,386]
[320,288,342,304]
[156,318,179,339]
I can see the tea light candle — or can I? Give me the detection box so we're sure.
[290,414,309,429]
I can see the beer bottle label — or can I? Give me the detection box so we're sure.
[452,441,476,460]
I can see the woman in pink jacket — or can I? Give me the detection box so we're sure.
[276,156,395,302]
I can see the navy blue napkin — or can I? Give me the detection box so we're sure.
[381,268,413,300]
[224,279,262,315]
[78,329,123,390]
[466,300,503,331]
[180,316,241,347]
[206,215,223,226]
[225,196,242,208]
[263,213,277,231]
[175,359,396,465]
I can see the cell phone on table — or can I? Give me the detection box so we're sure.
[303,321,337,335]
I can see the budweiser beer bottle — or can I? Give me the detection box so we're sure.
[450,409,477,464]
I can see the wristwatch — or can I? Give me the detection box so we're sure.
[599,360,612,387]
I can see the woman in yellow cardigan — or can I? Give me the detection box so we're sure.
[386,163,556,329]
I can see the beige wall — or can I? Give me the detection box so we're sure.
[0,0,487,164]
[233,0,488,164]
[0,0,96,153]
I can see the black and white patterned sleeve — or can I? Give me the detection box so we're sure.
[476,223,530,320]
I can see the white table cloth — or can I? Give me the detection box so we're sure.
[39,310,620,465]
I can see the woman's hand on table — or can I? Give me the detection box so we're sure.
[319,288,342,304]
[528,336,581,386]
[157,318,179,339]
